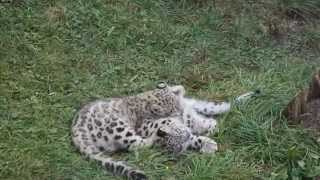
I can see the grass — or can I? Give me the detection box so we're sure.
[0,0,320,179]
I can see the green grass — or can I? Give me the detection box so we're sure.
[1,0,320,179]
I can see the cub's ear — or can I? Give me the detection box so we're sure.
[157,125,172,137]
[156,82,168,89]
[156,128,168,137]
[170,85,185,96]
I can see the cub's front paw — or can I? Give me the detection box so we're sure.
[198,137,218,153]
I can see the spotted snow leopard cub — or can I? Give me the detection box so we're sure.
[71,83,254,180]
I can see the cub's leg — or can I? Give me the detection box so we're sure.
[186,135,218,153]
[137,117,190,142]
[180,98,228,137]
[127,134,156,151]
[182,106,217,135]
[182,97,231,116]
[137,117,193,153]
[180,92,258,135]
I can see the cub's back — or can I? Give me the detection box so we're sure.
[71,98,128,153]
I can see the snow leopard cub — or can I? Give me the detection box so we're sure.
[71,83,233,180]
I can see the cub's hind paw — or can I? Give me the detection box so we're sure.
[199,137,218,153]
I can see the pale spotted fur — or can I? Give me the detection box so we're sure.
[71,84,251,180]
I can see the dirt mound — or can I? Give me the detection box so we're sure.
[283,70,320,137]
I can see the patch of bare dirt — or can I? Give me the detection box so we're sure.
[283,70,320,138]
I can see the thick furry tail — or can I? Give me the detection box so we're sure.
[72,130,147,179]
[235,90,261,103]
[183,90,260,116]
[89,153,148,180]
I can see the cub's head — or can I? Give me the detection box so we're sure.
[156,118,192,154]
[145,83,186,118]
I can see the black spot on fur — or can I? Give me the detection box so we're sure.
[106,127,114,134]
[81,134,88,140]
[123,139,128,144]
[116,165,125,174]
[110,122,117,127]
[79,119,85,127]
[143,126,147,130]
[198,139,202,144]
[119,121,124,125]
[97,132,102,138]
[114,135,122,140]
[99,146,105,151]
[110,163,114,172]
[104,118,110,123]
[157,129,167,137]
[106,162,114,172]
[145,130,149,136]
[187,120,191,127]
[123,169,129,176]
[91,134,96,142]
[129,170,147,180]
[151,108,159,114]
[154,123,158,129]
[87,124,93,131]
[195,141,199,147]
[130,139,136,144]
[94,119,102,126]
[190,145,200,151]
[104,136,109,141]
[161,120,166,124]
[80,115,86,120]
[126,131,133,137]
[116,127,125,133]
[150,123,153,128]
[105,162,111,170]
[78,128,86,133]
